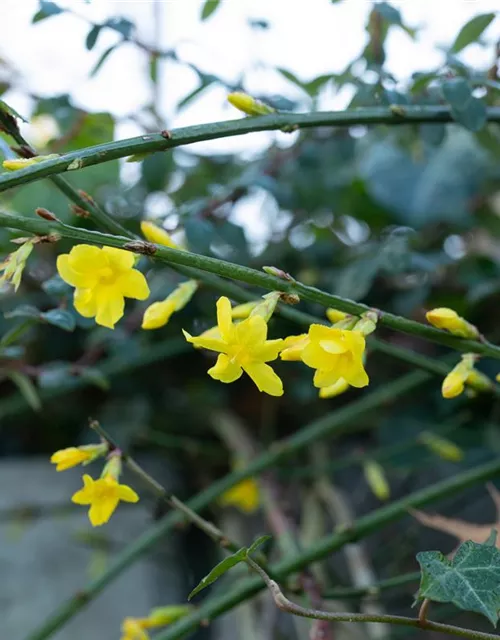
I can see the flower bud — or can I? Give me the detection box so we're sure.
[419,432,463,462]
[426,307,479,339]
[363,460,390,501]
[2,154,59,171]
[227,92,275,116]
[319,378,350,399]
[250,291,282,323]
[326,308,348,324]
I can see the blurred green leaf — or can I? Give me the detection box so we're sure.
[416,532,500,626]
[201,0,221,20]
[32,0,63,23]
[85,25,102,51]
[90,45,119,77]
[141,152,173,192]
[105,17,135,39]
[441,77,473,109]
[78,367,110,391]
[0,100,27,123]
[188,547,247,600]
[450,13,496,53]
[247,535,272,556]
[41,309,76,332]
[451,97,487,132]
[7,371,42,412]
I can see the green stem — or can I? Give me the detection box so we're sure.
[155,456,500,640]
[0,212,499,361]
[2,107,500,192]
[24,369,429,640]
[322,571,420,599]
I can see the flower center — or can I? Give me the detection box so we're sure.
[98,266,116,285]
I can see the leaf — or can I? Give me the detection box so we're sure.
[451,97,487,132]
[201,0,221,20]
[104,16,135,39]
[441,77,473,110]
[412,484,500,549]
[188,547,247,600]
[90,45,119,78]
[41,274,72,297]
[5,305,42,321]
[451,13,496,53]
[416,533,500,626]
[32,0,63,23]
[78,367,110,391]
[7,371,42,412]
[0,100,28,123]
[85,24,102,51]
[40,309,76,332]
[247,535,272,556]
[373,2,402,25]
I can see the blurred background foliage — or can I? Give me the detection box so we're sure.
[1,1,500,636]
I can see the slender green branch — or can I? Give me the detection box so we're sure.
[245,556,498,640]
[2,107,500,193]
[3,119,131,237]
[322,571,420,599]
[25,368,431,640]
[155,456,500,640]
[1,212,499,361]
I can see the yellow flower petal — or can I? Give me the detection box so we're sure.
[208,354,243,383]
[117,270,150,300]
[220,478,260,513]
[94,286,125,329]
[142,300,176,330]
[102,246,135,271]
[319,378,350,399]
[182,329,227,352]
[280,334,309,361]
[244,361,283,396]
[118,484,140,503]
[89,495,119,526]
[74,288,97,318]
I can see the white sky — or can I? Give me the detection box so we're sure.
[1,1,498,247]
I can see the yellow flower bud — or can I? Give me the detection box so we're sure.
[230,301,258,319]
[50,444,108,471]
[353,310,378,336]
[140,221,183,250]
[326,308,348,324]
[419,432,463,462]
[250,291,281,323]
[227,92,275,116]
[441,354,475,399]
[363,460,390,501]
[2,154,59,171]
[142,280,198,330]
[426,307,479,339]
[146,605,192,627]
[0,240,34,291]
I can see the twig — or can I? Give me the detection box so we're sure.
[2,107,500,194]
[243,558,499,640]
[419,598,431,626]
[0,213,500,361]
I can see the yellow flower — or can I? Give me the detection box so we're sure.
[2,154,59,171]
[57,245,150,329]
[121,618,149,640]
[301,324,368,389]
[280,334,310,361]
[72,474,139,526]
[142,280,198,330]
[50,444,107,471]
[220,478,260,513]
[0,240,34,291]
[140,221,182,250]
[326,308,348,323]
[227,92,275,116]
[318,378,350,399]
[426,307,479,339]
[183,296,284,396]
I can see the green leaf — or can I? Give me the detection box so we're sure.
[78,367,110,391]
[451,13,496,53]
[188,547,247,600]
[86,25,102,51]
[373,2,402,25]
[441,77,473,110]
[0,100,28,123]
[32,0,64,23]
[416,532,500,626]
[247,535,272,556]
[5,305,42,321]
[201,0,221,20]
[41,274,72,297]
[90,45,119,78]
[7,371,42,412]
[141,152,173,192]
[41,309,76,332]
[105,17,135,39]
[451,97,487,132]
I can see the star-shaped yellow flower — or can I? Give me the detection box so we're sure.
[57,245,150,329]
[301,324,368,389]
[121,618,150,640]
[183,296,284,396]
[219,478,260,513]
[72,474,139,526]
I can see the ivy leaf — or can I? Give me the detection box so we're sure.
[416,532,500,626]
[201,0,221,20]
[451,13,496,53]
[188,547,247,600]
